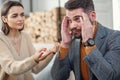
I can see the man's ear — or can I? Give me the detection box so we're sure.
[90,11,96,21]
[1,16,7,23]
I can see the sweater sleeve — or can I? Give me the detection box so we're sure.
[32,53,54,74]
[23,32,54,74]
[59,46,68,59]
[0,40,37,75]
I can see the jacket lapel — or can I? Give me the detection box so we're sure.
[94,23,106,49]
[89,23,107,80]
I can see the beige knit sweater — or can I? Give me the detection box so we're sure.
[0,31,54,80]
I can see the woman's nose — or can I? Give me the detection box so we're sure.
[18,16,24,21]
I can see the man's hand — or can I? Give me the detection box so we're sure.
[61,16,72,48]
[80,13,95,42]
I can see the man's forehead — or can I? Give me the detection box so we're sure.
[66,8,84,18]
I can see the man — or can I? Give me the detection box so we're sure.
[51,0,120,80]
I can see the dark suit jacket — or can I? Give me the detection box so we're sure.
[51,23,120,80]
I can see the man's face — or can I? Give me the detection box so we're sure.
[66,8,95,38]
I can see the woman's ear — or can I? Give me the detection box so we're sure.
[1,16,7,23]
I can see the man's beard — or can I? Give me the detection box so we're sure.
[72,31,82,39]
[74,35,81,39]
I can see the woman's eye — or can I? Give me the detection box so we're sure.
[11,14,17,18]
[21,13,25,17]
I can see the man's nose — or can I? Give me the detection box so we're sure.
[70,21,78,29]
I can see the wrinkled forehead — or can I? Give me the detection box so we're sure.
[66,8,84,19]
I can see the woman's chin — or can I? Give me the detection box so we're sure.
[18,26,23,29]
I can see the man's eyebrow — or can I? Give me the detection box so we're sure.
[74,15,82,18]
[66,15,83,20]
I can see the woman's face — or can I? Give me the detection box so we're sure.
[3,6,25,30]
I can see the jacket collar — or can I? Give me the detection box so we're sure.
[94,22,106,49]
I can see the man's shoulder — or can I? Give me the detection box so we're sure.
[102,25,120,36]
[102,26,120,40]
[97,23,120,36]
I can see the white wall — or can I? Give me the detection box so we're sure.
[32,0,67,11]
[112,0,120,30]
[21,0,31,15]
[93,0,113,29]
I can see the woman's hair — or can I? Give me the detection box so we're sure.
[65,0,95,13]
[1,0,24,35]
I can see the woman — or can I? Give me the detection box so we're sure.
[0,1,58,80]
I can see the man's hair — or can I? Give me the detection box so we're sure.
[65,0,95,12]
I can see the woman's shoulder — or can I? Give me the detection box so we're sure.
[21,31,30,37]
[0,30,7,40]
[21,31,29,36]
[21,31,32,40]
[0,30,9,45]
